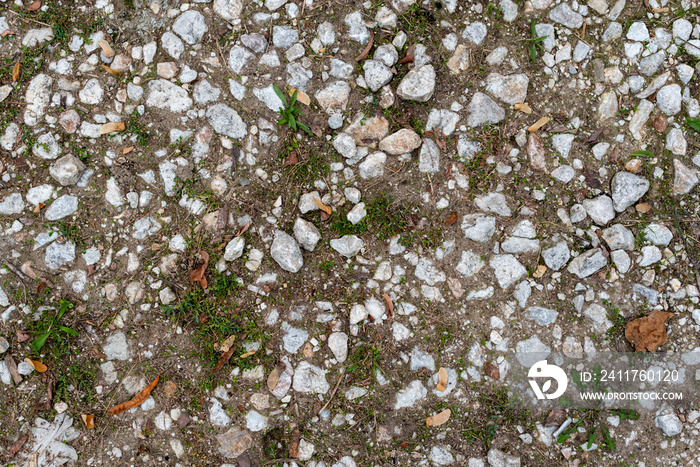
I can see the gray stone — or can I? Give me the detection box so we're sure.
[103,332,130,360]
[410,347,435,371]
[374,44,399,67]
[147,79,192,112]
[317,21,336,45]
[45,195,78,221]
[598,90,618,120]
[515,336,551,368]
[282,322,308,353]
[612,250,631,274]
[573,41,591,62]
[430,446,455,466]
[462,22,488,45]
[24,74,52,127]
[345,11,370,44]
[582,195,615,225]
[329,59,353,79]
[468,92,505,127]
[611,171,650,212]
[490,254,526,289]
[330,235,364,257]
[207,104,247,139]
[552,134,576,158]
[485,73,529,105]
[132,216,161,239]
[270,230,304,273]
[394,380,427,409]
[224,236,245,261]
[656,411,683,437]
[379,129,421,155]
[32,133,61,159]
[462,214,496,242]
[524,307,558,326]
[45,241,75,269]
[639,51,666,76]
[358,152,386,179]
[286,62,313,91]
[642,223,673,246]
[347,202,367,224]
[272,26,298,49]
[293,361,329,394]
[549,3,584,28]
[253,85,284,112]
[456,250,485,277]
[542,241,570,270]
[161,32,184,59]
[314,81,351,115]
[193,80,221,105]
[217,427,252,458]
[396,65,436,102]
[0,193,25,215]
[666,128,687,156]
[476,192,511,217]
[294,218,321,251]
[49,155,85,186]
[551,165,575,183]
[213,0,244,21]
[415,258,446,285]
[228,45,255,74]
[363,60,393,92]
[656,84,682,115]
[673,159,699,194]
[601,224,634,250]
[501,237,540,255]
[173,11,208,45]
[627,22,649,41]
[633,283,658,305]
[418,138,440,173]
[241,33,267,53]
[536,23,556,51]
[639,245,662,267]
[500,0,518,21]
[328,332,348,362]
[567,249,607,278]
[22,28,54,47]
[79,79,104,105]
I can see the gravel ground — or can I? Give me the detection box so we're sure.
[1,0,700,465]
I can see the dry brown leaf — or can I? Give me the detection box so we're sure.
[98,40,115,58]
[27,0,41,11]
[220,335,236,353]
[289,88,310,106]
[544,409,568,427]
[383,293,394,316]
[625,310,674,352]
[99,122,125,135]
[289,428,301,458]
[533,264,547,278]
[444,212,458,226]
[426,409,451,427]
[101,64,121,75]
[189,250,210,289]
[302,342,314,359]
[81,414,95,429]
[484,362,500,380]
[514,103,532,114]
[313,198,332,215]
[16,331,30,343]
[282,151,298,167]
[12,62,19,82]
[33,202,45,213]
[240,350,255,358]
[123,146,134,154]
[213,344,236,374]
[107,374,160,415]
[436,367,448,392]
[636,202,652,214]
[355,30,374,62]
[26,359,48,373]
[1,30,16,37]
[528,117,550,133]
[235,222,251,237]
[6,434,28,459]
[162,380,177,398]
[267,366,282,391]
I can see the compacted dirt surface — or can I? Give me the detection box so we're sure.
[2,0,700,465]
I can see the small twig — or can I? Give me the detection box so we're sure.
[7,10,51,27]
[355,30,374,62]
[317,367,345,415]
[3,262,31,283]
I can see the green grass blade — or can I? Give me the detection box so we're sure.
[59,325,79,336]
[630,150,654,158]
[31,332,51,352]
[290,90,297,108]
[298,122,313,136]
[289,114,297,130]
[272,83,288,107]
[687,117,700,133]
